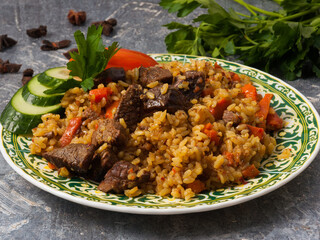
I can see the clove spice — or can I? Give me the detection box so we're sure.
[0,58,22,74]
[63,48,79,59]
[26,25,47,38]
[91,18,117,36]
[22,68,34,85]
[67,10,86,25]
[0,35,17,51]
[40,40,71,51]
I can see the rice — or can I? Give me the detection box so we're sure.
[30,59,278,200]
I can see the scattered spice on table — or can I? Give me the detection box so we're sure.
[63,48,78,59]
[0,59,21,74]
[21,68,34,85]
[91,18,117,36]
[0,35,17,51]
[26,25,47,38]
[40,39,71,51]
[105,18,117,26]
[68,10,86,25]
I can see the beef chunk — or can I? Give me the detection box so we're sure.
[114,84,143,132]
[43,144,95,174]
[173,71,205,100]
[94,67,125,87]
[222,110,240,125]
[88,146,118,182]
[82,107,99,120]
[91,119,127,147]
[139,66,173,87]
[143,85,191,115]
[98,161,139,193]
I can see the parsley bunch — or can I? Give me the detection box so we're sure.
[67,25,119,91]
[160,0,320,80]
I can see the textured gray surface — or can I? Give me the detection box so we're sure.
[0,0,319,239]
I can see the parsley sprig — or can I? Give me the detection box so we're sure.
[160,0,320,80]
[67,25,120,91]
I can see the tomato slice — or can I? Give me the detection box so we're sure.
[105,48,158,71]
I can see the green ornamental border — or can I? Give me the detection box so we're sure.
[1,54,319,209]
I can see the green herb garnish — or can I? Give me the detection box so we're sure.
[67,25,120,91]
[160,0,320,80]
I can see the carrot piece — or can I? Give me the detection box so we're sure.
[214,62,222,69]
[202,87,214,97]
[267,111,283,131]
[209,98,232,120]
[59,117,82,147]
[223,151,234,166]
[89,87,112,103]
[242,84,257,101]
[230,72,241,82]
[105,100,120,119]
[48,162,57,170]
[203,123,220,144]
[256,93,273,120]
[204,123,213,130]
[247,125,264,140]
[242,164,260,179]
[187,180,206,194]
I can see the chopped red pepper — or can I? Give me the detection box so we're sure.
[89,87,112,103]
[209,98,232,120]
[59,117,82,147]
[256,93,273,120]
[266,111,283,131]
[187,180,206,194]
[247,125,264,140]
[242,164,260,179]
[203,123,220,144]
[242,84,257,101]
[105,100,120,119]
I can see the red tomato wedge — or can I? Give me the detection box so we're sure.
[105,48,158,71]
[69,48,158,71]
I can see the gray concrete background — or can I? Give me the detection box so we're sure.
[0,0,319,239]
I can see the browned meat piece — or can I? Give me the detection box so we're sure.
[87,146,118,182]
[139,66,173,87]
[222,110,240,125]
[43,144,95,174]
[143,85,191,115]
[21,68,34,85]
[114,84,143,132]
[98,161,139,193]
[81,107,99,120]
[98,161,150,193]
[91,119,127,147]
[173,71,205,100]
[94,67,125,87]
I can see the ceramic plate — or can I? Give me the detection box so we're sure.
[1,54,319,215]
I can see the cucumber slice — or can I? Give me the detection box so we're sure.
[0,88,62,134]
[22,74,64,106]
[38,67,72,87]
